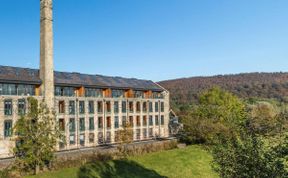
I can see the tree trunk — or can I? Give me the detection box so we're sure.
[34,164,40,175]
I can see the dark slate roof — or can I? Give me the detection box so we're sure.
[0,65,163,91]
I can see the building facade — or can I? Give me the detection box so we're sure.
[0,0,170,158]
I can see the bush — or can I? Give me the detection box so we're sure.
[212,132,288,178]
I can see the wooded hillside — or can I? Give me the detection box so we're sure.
[158,72,288,104]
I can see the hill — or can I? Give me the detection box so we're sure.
[158,72,288,104]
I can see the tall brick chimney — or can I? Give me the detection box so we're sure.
[40,0,54,110]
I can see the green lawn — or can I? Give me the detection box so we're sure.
[26,145,218,178]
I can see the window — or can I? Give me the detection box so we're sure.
[155,102,159,112]
[69,134,75,145]
[4,100,13,116]
[80,134,85,146]
[0,84,35,96]
[122,116,127,127]
[59,119,65,131]
[161,115,164,125]
[149,102,153,112]
[79,118,85,131]
[142,102,147,112]
[143,129,147,139]
[152,92,164,99]
[98,117,103,129]
[85,88,103,97]
[69,101,75,115]
[89,133,95,143]
[122,101,126,113]
[143,116,147,126]
[114,116,119,129]
[149,116,153,126]
[129,102,134,113]
[106,132,111,143]
[136,116,141,127]
[114,101,119,113]
[161,102,164,112]
[136,129,141,140]
[129,116,134,127]
[88,101,94,114]
[58,101,65,114]
[18,99,25,115]
[98,132,104,144]
[106,117,111,129]
[136,102,141,112]
[3,84,16,95]
[106,101,111,113]
[149,128,154,138]
[69,118,76,132]
[134,91,144,98]
[112,90,124,98]
[55,86,75,97]
[97,101,103,113]
[89,117,94,130]
[4,120,12,137]
[155,116,159,126]
[79,101,85,114]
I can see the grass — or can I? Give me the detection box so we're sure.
[26,145,218,178]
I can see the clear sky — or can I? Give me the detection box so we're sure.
[0,0,287,81]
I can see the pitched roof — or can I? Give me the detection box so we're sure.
[0,66,164,91]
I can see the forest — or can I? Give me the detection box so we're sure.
[158,72,288,105]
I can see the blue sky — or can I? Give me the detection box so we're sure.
[0,0,287,81]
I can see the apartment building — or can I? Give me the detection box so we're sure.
[0,0,170,158]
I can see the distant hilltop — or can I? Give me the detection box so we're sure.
[158,72,288,104]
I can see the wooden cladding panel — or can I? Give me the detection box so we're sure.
[35,85,41,96]
[76,86,85,97]
[104,89,112,97]
[125,89,134,98]
[144,90,152,98]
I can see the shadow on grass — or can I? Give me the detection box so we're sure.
[78,159,167,178]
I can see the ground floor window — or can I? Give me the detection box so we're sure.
[70,134,75,145]
[59,141,65,149]
[149,128,154,138]
[143,129,147,139]
[80,134,85,146]
[89,133,95,143]
[106,132,111,143]
[98,132,104,144]
[136,129,141,140]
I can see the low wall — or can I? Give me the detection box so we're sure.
[0,138,178,170]
[53,139,178,169]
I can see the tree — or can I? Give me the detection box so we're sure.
[246,101,288,137]
[198,87,246,127]
[180,87,247,144]
[212,132,288,178]
[13,97,63,175]
[247,101,279,135]
[117,121,134,157]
